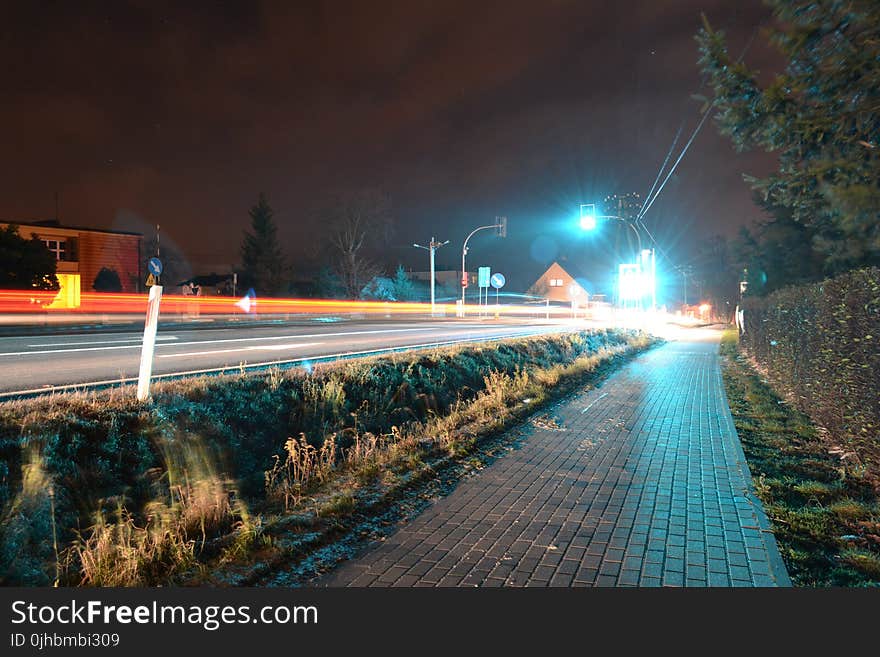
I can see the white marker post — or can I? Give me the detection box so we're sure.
[137,285,163,401]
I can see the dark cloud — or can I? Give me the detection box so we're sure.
[0,0,777,291]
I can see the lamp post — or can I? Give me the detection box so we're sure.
[461,217,507,308]
[413,237,449,315]
[580,204,654,310]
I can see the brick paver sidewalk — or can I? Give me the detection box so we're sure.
[319,331,791,587]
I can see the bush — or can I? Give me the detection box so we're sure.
[740,267,880,462]
[92,267,122,292]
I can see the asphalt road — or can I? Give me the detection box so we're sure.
[0,318,578,397]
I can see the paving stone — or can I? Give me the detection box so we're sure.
[319,336,791,588]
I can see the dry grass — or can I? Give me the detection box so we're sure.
[67,437,247,586]
[0,328,656,586]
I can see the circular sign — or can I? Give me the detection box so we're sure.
[148,257,163,276]
[490,273,506,289]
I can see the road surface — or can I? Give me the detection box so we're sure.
[0,318,578,397]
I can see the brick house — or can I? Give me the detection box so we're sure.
[527,261,590,303]
[0,219,143,305]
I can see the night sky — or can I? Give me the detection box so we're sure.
[1,1,779,296]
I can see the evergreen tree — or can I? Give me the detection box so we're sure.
[696,1,880,273]
[241,193,286,295]
[392,265,415,301]
[0,224,59,290]
[313,266,345,299]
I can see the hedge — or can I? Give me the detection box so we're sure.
[740,267,880,458]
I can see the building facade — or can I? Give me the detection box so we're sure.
[0,220,143,305]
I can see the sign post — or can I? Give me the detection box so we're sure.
[137,282,163,401]
[478,266,490,313]
[490,272,505,317]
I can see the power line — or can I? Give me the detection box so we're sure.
[635,22,761,263]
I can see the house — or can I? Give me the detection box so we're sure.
[527,261,590,304]
[0,219,143,307]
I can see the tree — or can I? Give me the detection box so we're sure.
[392,265,416,301]
[241,193,287,296]
[325,189,394,298]
[0,224,59,290]
[92,267,122,292]
[312,266,346,299]
[696,1,880,273]
[360,276,396,301]
[732,194,825,296]
[690,234,740,316]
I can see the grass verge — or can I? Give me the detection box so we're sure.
[720,329,880,586]
[0,329,656,586]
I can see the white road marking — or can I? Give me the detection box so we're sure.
[0,327,435,357]
[159,342,322,358]
[0,328,568,398]
[29,336,180,347]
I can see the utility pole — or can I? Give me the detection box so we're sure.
[413,237,449,315]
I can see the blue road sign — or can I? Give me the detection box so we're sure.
[490,272,506,289]
[478,266,491,288]
[148,257,163,276]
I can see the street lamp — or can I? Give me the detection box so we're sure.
[461,217,507,308]
[413,237,449,315]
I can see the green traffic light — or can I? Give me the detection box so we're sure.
[579,204,597,230]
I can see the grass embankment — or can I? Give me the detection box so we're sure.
[0,329,656,586]
[720,330,880,586]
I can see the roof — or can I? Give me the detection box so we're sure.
[0,219,143,237]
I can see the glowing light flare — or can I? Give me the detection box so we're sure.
[579,203,597,231]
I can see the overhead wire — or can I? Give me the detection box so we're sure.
[633,22,761,269]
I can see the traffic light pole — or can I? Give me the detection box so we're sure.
[461,218,506,308]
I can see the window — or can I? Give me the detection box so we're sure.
[44,239,66,261]
[549,278,564,287]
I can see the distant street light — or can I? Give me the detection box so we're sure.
[461,217,507,307]
[413,236,449,314]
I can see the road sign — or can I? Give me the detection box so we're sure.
[148,257,163,276]
[145,273,156,287]
[461,275,468,289]
[478,266,491,288]
[490,272,506,289]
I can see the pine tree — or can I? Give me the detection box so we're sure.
[241,193,286,295]
[392,265,415,301]
[696,1,880,273]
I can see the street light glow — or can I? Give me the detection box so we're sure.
[579,203,597,231]
[579,214,597,231]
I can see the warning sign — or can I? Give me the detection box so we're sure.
[146,273,156,287]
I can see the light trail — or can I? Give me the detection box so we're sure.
[0,289,573,319]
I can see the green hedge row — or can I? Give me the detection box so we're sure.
[740,267,880,452]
